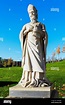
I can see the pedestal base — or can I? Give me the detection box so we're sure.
[8,84,52,98]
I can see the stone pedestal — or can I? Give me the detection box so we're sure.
[8,84,52,98]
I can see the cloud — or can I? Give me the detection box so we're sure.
[9,8,11,12]
[43,18,45,21]
[50,8,59,12]
[0,37,4,42]
[9,48,11,51]
[9,28,11,31]
[54,48,56,51]
[20,18,22,21]
[62,37,65,41]
[54,28,56,31]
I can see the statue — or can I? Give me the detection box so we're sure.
[19,4,50,87]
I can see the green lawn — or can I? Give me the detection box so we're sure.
[0,60,65,98]
[46,60,65,86]
[0,67,22,98]
[0,67,22,82]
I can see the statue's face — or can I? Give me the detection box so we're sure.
[29,10,37,22]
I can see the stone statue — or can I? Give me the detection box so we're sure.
[19,4,50,87]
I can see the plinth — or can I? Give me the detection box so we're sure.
[8,84,52,98]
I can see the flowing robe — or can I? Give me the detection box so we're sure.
[19,22,48,73]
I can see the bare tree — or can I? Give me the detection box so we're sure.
[56,46,60,61]
[62,45,65,53]
[52,52,56,62]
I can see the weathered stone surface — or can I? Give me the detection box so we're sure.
[8,84,52,98]
[19,4,48,87]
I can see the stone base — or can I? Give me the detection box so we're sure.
[8,84,52,98]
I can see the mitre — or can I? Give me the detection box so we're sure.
[27,4,37,13]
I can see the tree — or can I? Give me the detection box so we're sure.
[62,45,65,53]
[7,58,13,67]
[52,52,56,62]
[12,61,16,66]
[0,57,2,67]
[56,46,60,61]
[0,57,3,67]
[3,61,7,67]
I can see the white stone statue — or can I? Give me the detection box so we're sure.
[19,4,50,87]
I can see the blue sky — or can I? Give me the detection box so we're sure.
[0,0,65,61]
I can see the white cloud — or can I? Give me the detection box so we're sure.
[9,28,11,31]
[9,48,11,51]
[9,8,11,12]
[20,18,22,21]
[50,8,59,12]
[62,37,65,41]
[54,28,56,31]
[43,18,45,21]
[54,48,56,51]
[0,38,4,42]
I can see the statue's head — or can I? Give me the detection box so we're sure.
[27,4,38,22]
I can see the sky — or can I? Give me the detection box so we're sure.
[0,0,65,61]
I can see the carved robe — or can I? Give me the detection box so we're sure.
[19,22,48,73]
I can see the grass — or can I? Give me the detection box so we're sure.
[46,60,65,98]
[0,60,65,98]
[0,67,22,81]
[0,67,22,98]
[46,60,65,85]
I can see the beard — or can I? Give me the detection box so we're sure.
[30,16,37,22]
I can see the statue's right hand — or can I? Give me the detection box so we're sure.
[26,28,30,32]
[24,28,32,35]
[24,30,29,35]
